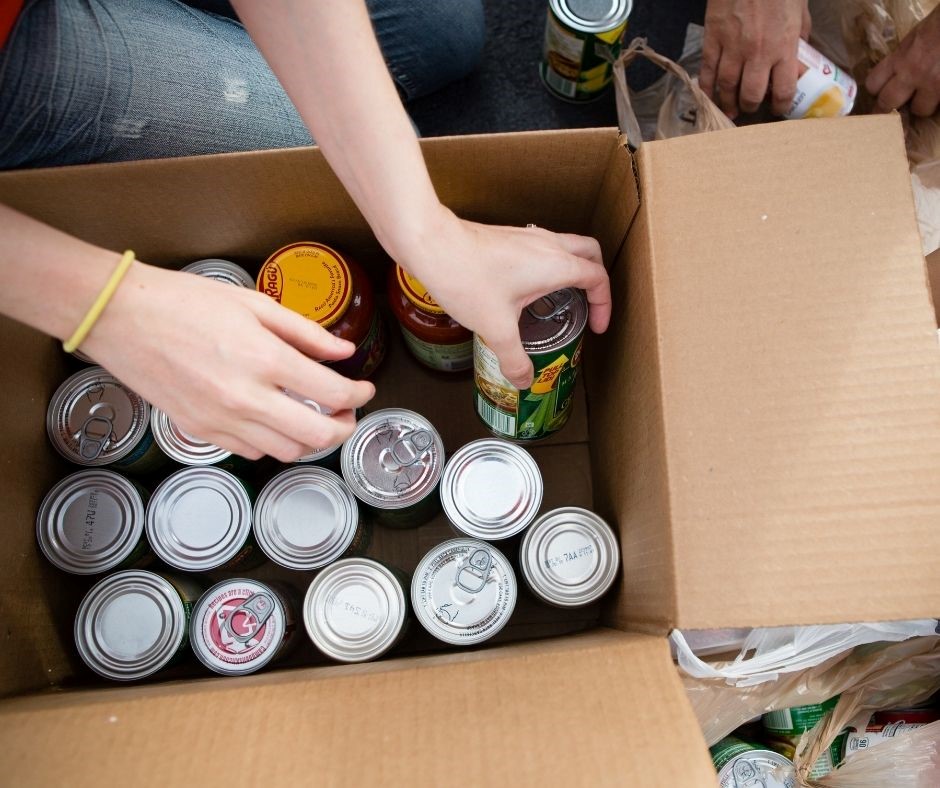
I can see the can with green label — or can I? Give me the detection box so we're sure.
[474,288,587,442]
[540,0,633,102]
[709,737,795,788]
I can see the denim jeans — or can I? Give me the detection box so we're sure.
[0,0,485,169]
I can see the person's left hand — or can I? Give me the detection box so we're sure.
[865,6,940,117]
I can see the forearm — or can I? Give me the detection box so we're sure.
[231,0,442,267]
[0,203,119,340]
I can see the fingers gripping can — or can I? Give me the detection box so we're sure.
[474,288,588,442]
[540,0,633,102]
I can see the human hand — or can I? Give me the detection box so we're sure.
[700,0,811,118]
[865,6,940,117]
[81,263,375,461]
[392,207,610,389]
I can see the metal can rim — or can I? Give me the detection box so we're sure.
[150,408,232,466]
[180,258,254,288]
[715,750,795,787]
[304,558,407,663]
[74,570,187,681]
[519,506,619,607]
[146,466,252,571]
[549,0,633,34]
[36,469,146,575]
[518,288,589,354]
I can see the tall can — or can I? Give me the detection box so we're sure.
[412,538,517,646]
[709,737,796,788]
[474,288,588,442]
[253,466,370,570]
[74,570,204,681]
[181,258,254,288]
[519,507,620,607]
[540,0,632,102]
[150,407,234,468]
[440,439,543,542]
[47,366,165,474]
[190,578,296,676]
[304,558,409,663]
[786,40,857,119]
[36,470,152,575]
[146,466,259,571]
[341,408,445,528]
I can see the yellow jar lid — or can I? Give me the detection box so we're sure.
[258,242,352,328]
[395,265,445,315]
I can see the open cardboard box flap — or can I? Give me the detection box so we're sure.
[0,117,938,785]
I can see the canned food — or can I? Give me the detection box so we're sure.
[190,578,295,676]
[74,570,203,681]
[519,507,619,607]
[341,408,445,528]
[872,707,940,725]
[709,737,796,788]
[540,0,632,102]
[146,467,258,571]
[843,718,933,759]
[181,258,254,288]
[387,264,473,373]
[47,366,164,473]
[283,390,347,466]
[304,558,409,662]
[151,407,232,467]
[36,470,151,575]
[440,439,543,541]
[412,538,517,646]
[253,466,368,570]
[258,242,386,379]
[786,40,857,119]
[763,697,840,736]
[764,733,846,781]
[474,288,588,442]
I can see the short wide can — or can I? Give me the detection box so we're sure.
[709,737,796,788]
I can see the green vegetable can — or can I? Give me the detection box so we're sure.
[474,288,587,442]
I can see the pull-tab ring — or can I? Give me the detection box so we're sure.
[391,429,432,467]
[78,415,114,460]
[526,290,573,321]
[224,593,275,644]
[455,548,492,594]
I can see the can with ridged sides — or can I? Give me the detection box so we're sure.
[181,258,254,288]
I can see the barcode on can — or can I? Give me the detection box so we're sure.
[544,67,577,98]
[764,708,794,732]
[477,394,516,436]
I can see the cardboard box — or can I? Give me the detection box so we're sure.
[0,115,938,787]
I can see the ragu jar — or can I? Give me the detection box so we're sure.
[258,242,386,379]
[387,264,473,372]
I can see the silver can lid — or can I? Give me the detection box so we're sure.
[36,470,145,575]
[717,751,795,788]
[254,466,359,570]
[341,409,445,510]
[283,391,344,463]
[150,408,232,466]
[146,467,252,571]
[440,439,543,540]
[304,558,406,662]
[520,507,619,607]
[518,289,588,354]
[74,570,188,680]
[550,0,632,34]
[47,366,151,466]
[191,578,289,675]
[181,258,254,288]
[412,538,516,645]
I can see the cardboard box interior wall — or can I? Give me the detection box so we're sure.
[0,115,938,786]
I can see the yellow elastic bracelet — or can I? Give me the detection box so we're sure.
[63,250,135,354]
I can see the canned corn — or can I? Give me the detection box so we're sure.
[191,578,296,676]
[540,0,632,102]
[47,366,164,473]
[253,466,369,570]
[439,439,543,541]
[304,557,409,663]
[786,40,857,119]
[412,538,517,646]
[150,407,232,467]
[74,570,203,681]
[474,288,588,442]
[146,466,258,571]
[181,258,254,288]
[36,470,151,575]
[709,737,796,788]
[520,507,619,607]
[341,408,445,528]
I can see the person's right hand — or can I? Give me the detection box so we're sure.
[700,0,811,119]
[82,262,376,461]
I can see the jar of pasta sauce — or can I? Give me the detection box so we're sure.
[387,264,473,372]
[258,242,386,379]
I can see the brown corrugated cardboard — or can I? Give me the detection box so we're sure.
[927,248,940,325]
[0,117,936,786]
